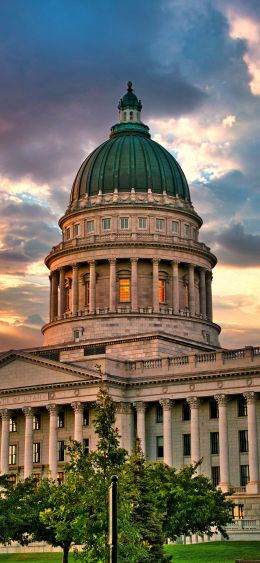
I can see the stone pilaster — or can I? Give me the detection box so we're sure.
[71,402,84,443]
[199,268,207,319]
[206,271,213,321]
[134,401,147,457]
[49,274,53,322]
[159,398,173,466]
[0,409,9,475]
[172,261,179,315]
[244,392,259,493]
[131,258,138,312]
[116,402,133,451]
[59,267,66,318]
[52,270,59,320]
[215,394,230,491]
[72,264,79,316]
[109,259,116,312]
[152,259,160,313]
[22,406,34,478]
[46,404,58,479]
[89,260,96,314]
[188,264,195,317]
[187,397,201,468]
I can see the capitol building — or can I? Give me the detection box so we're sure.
[1,83,260,537]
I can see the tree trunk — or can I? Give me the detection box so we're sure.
[62,542,70,563]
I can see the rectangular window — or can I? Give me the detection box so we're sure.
[238,397,247,417]
[233,504,244,520]
[86,220,94,233]
[156,218,165,231]
[211,466,220,487]
[33,415,41,431]
[65,227,70,241]
[102,218,111,231]
[184,224,190,238]
[182,402,190,421]
[183,434,191,456]
[156,405,163,423]
[156,436,164,458]
[9,444,17,465]
[172,221,179,234]
[83,408,90,426]
[209,399,219,419]
[120,217,129,229]
[138,217,147,229]
[74,223,80,237]
[210,432,219,454]
[158,279,166,303]
[57,412,65,428]
[9,417,17,432]
[240,465,249,487]
[119,278,130,302]
[57,441,65,462]
[239,430,248,453]
[33,442,41,463]
[83,438,90,454]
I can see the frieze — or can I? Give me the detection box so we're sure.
[0,392,48,406]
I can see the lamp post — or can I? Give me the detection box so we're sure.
[109,475,118,563]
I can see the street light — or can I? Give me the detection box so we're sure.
[109,475,118,563]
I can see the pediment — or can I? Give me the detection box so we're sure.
[0,352,99,391]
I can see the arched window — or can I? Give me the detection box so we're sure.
[119,278,130,302]
[158,279,166,303]
[123,111,127,121]
[130,111,134,121]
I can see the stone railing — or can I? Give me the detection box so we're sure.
[48,232,211,255]
[226,519,260,530]
[126,346,260,376]
[54,307,208,321]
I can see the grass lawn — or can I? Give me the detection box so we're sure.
[0,555,74,562]
[164,541,260,562]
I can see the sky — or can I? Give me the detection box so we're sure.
[0,0,259,351]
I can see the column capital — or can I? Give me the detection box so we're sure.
[199,266,206,274]
[214,394,229,406]
[109,258,117,264]
[46,404,58,415]
[71,401,84,413]
[22,406,34,417]
[243,391,257,404]
[159,398,174,410]
[133,401,147,413]
[187,397,201,409]
[130,257,139,263]
[0,409,9,420]
[116,402,132,415]
[72,263,79,270]
[89,259,96,266]
[152,258,160,264]
[188,263,195,270]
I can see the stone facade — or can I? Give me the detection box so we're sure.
[0,85,260,537]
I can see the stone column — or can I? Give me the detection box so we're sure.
[244,392,259,493]
[199,268,207,319]
[172,261,179,315]
[46,404,58,479]
[59,267,66,318]
[109,259,116,312]
[0,410,9,475]
[153,259,160,313]
[206,271,213,321]
[49,274,53,322]
[134,401,147,457]
[72,264,79,316]
[52,270,59,321]
[89,260,96,314]
[187,397,200,467]
[116,402,133,451]
[71,402,84,443]
[131,258,138,312]
[22,407,33,478]
[160,399,173,466]
[188,264,195,317]
[215,395,230,492]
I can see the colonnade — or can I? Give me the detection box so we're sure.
[49,259,213,323]
[2,392,257,491]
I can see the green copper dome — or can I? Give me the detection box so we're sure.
[70,84,191,204]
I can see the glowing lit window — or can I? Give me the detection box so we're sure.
[158,279,166,303]
[9,417,17,432]
[33,415,41,430]
[33,442,41,463]
[9,444,17,465]
[102,218,111,231]
[156,218,165,231]
[85,280,90,306]
[86,220,94,233]
[120,217,129,229]
[119,279,130,302]
[172,221,179,234]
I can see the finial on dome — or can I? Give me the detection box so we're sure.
[127,80,133,92]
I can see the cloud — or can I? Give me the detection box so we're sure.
[206,223,260,266]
